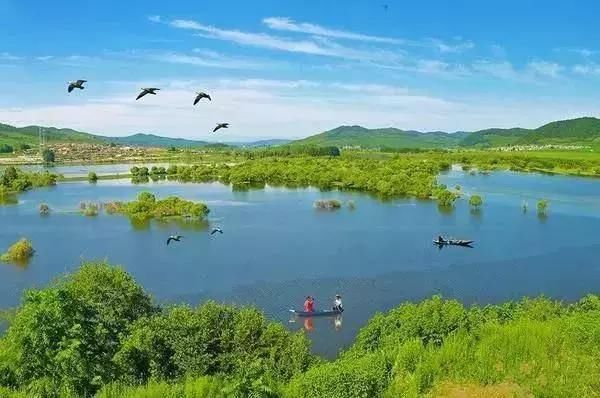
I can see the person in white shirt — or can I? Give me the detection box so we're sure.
[333,294,343,312]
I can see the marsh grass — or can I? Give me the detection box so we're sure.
[314,199,342,210]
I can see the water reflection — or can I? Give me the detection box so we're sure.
[290,314,343,333]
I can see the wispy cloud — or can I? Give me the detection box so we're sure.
[472,60,520,80]
[150,50,266,70]
[429,39,474,53]
[160,17,403,63]
[262,17,403,44]
[527,61,563,78]
[573,63,600,76]
[0,52,21,61]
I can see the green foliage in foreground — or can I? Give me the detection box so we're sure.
[0,263,313,397]
[0,239,34,264]
[108,191,210,221]
[0,166,57,195]
[2,265,600,397]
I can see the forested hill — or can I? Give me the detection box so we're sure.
[294,117,600,149]
[107,133,208,148]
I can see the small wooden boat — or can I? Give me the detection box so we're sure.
[289,309,343,317]
[433,239,474,246]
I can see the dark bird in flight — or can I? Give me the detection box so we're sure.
[193,92,211,105]
[68,80,87,93]
[213,123,229,133]
[136,88,160,100]
[210,227,223,235]
[166,234,184,245]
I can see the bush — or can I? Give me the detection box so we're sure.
[436,189,458,207]
[113,192,209,221]
[286,353,389,398]
[80,202,100,216]
[537,199,549,215]
[0,262,157,396]
[88,172,98,183]
[39,203,50,216]
[314,199,342,210]
[0,238,35,264]
[0,144,14,153]
[41,148,55,163]
[469,194,483,208]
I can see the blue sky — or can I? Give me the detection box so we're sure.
[3,0,600,140]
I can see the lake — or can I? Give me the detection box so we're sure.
[2,165,600,357]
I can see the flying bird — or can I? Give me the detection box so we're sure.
[166,234,184,245]
[136,88,160,100]
[193,92,211,105]
[213,123,229,133]
[68,80,87,93]
[210,227,223,235]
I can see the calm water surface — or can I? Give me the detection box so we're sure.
[1,166,600,357]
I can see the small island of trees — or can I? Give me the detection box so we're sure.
[0,167,57,197]
[106,191,210,221]
[1,238,35,264]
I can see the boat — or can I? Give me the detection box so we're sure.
[289,309,343,317]
[433,238,474,246]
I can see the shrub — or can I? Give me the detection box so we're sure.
[286,353,389,398]
[314,199,342,210]
[436,189,458,207]
[88,172,98,183]
[0,262,156,396]
[41,148,55,163]
[0,144,14,153]
[80,202,99,216]
[39,203,50,216]
[469,194,483,208]
[537,199,549,216]
[0,238,35,264]
[347,200,356,210]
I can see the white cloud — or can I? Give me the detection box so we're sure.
[148,15,162,23]
[5,78,598,141]
[152,51,265,70]
[472,60,520,80]
[573,63,600,75]
[429,39,474,53]
[262,17,403,44]
[0,52,21,61]
[527,61,563,78]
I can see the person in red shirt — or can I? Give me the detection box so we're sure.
[303,296,315,312]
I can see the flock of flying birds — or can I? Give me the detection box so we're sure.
[67,80,230,133]
[67,79,227,245]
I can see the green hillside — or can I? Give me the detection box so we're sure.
[107,133,208,148]
[516,117,600,145]
[458,128,530,147]
[294,125,462,149]
[0,123,104,148]
[295,117,600,149]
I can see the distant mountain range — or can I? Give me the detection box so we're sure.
[3,117,600,150]
[295,117,600,149]
[0,124,290,149]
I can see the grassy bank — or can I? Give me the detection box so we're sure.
[1,263,600,397]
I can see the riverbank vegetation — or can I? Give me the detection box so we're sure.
[0,238,34,264]
[106,191,210,221]
[134,156,454,204]
[0,167,57,196]
[1,264,600,397]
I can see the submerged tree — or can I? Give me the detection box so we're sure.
[39,203,50,216]
[537,199,549,216]
[1,238,35,264]
[88,172,98,183]
[469,195,483,208]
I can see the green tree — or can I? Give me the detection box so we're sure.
[41,148,55,163]
[88,172,98,183]
[0,262,156,396]
[469,194,483,208]
[537,199,549,216]
[0,144,14,153]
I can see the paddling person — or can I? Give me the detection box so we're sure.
[437,235,445,244]
[303,296,314,313]
[332,294,343,312]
